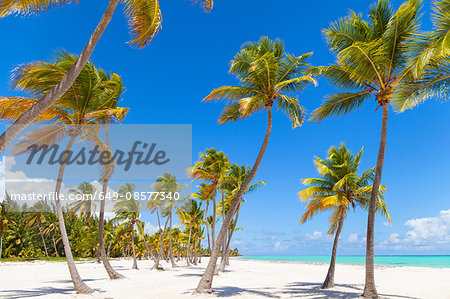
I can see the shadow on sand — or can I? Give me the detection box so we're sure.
[0,287,74,299]
[282,282,420,299]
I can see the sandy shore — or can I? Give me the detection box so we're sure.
[1,258,449,299]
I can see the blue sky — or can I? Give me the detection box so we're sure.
[1,0,449,256]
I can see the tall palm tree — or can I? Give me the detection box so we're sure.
[190,149,230,250]
[0,0,214,153]
[196,36,316,293]
[0,52,128,294]
[68,182,97,225]
[309,1,421,296]
[113,183,144,270]
[393,0,450,111]
[299,144,391,289]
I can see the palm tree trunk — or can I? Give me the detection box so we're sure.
[168,211,177,267]
[322,215,345,289]
[38,225,50,261]
[193,234,198,265]
[131,223,138,269]
[98,125,124,278]
[52,234,58,257]
[54,134,94,294]
[196,107,272,294]
[99,179,124,279]
[0,0,120,154]
[186,223,192,266]
[211,186,217,250]
[142,235,156,262]
[205,201,211,253]
[363,102,389,298]
[153,216,169,269]
[107,241,111,257]
[227,204,241,266]
[218,204,239,272]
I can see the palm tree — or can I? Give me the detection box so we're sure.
[113,183,144,270]
[25,202,53,261]
[196,36,316,293]
[393,0,450,111]
[299,144,391,289]
[190,149,230,250]
[216,163,264,272]
[309,1,421,296]
[68,182,97,225]
[152,173,184,268]
[0,52,128,294]
[0,0,214,153]
[193,183,213,252]
[178,199,203,266]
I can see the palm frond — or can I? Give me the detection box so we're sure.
[310,90,372,122]
[122,0,162,48]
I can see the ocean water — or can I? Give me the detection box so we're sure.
[241,255,450,268]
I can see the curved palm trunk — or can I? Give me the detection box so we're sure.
[131,223,138,269]
[219,203,240,271]
[168,211,177,267]
[38,225,50,261]
[98,125,124,279]
[52,234,59,257]
[363,102,389,298]
[186,222,192,266]
[55,135,94,294]
[205,201,211,253]
[322,215,345,289]
[196,107,272,294]
[99,179,124,279]
[193,234,198,265]
[211,187,217,250]
[0,0,120,154]
[152,216,169,269]
[215,194,227,274]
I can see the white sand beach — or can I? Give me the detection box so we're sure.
[1,258,449,299]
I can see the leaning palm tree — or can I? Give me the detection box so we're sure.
[68,182,97,225]
[113,183,144,270]
[195,36,316,293]
[0,0,214,153]
[299,144,391,289]
[309,1,421,296]
[190,149,230,250]
[393,0,450,111]
[0,52,128,294]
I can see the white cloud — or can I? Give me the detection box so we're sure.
[274,241,289,252]
[143,221,159,235]
[305,231,323,240]
[404,209,450,245]
[383,221,392,227]
[379,209,450,251]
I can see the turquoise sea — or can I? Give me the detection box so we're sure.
[241,255,450,268]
